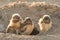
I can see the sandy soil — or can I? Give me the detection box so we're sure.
[0,0,60,6]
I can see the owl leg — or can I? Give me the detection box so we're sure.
[16,29,19,35]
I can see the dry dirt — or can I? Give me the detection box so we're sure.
[1,0,60,6]
[0,1,60,40]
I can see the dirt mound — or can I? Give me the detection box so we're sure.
[0,33,60,40]
[1,0,60,6]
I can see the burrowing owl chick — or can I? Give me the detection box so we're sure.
[38,15,52,32]
[6,13,22,34]
[20,17,34,35]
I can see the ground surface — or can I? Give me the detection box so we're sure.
[1,0,60,6]
[0,1,60,40]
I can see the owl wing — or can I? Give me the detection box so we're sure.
[20,18,34,35]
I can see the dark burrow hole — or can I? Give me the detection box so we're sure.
[30,27,39,35]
